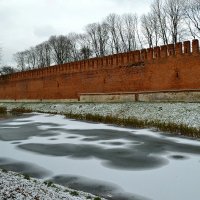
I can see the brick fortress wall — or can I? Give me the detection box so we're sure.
[0,40,200,101]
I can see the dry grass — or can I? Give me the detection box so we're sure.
[64,112,200,138]
[0,106,7,114]
[10,107,33,114]
[3,104,199,138]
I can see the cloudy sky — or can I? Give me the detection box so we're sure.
[0,0,152,65]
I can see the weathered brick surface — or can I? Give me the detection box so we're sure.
[0,40,200,100]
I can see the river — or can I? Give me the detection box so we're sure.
[0,113,200,200]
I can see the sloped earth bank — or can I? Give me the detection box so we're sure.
[0,112,200,200]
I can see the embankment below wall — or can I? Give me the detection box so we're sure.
[0,102,200,138]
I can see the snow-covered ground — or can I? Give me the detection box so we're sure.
[0,102,200,129]
[0,169,105,200]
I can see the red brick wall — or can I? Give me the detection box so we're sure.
[0,40,200,100]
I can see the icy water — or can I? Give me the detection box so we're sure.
[0,113,200,200]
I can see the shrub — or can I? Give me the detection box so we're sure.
[0,106,7,114]
[70,190,79,196]
[64,189,70,193]
[94,197,101,200]
[2,168,8,173]
[10,107,32,114]
[44,180,54,187]
[23,173,30,180]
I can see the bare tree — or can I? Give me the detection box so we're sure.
[35,44,47,68]
[85,23,98,57]
[141,14,154,48]
[48,35,72,64]
[85,22,109,57]
[0,65,15,75]
[116,14,139,52]
[151,0,169,45]
[123,14,139,51]
[141,11,162,48]
[185,0,200,39]
[14,51,27,71]
[104,13,121,54]
[42,42,52,67]
[77,33,92,59]
[164,0,186,43]
[141,12,160,48]
[14,41,52,71]
[97,22,110,56]
[24,47,37,69]
[151,12,161,46]
[67,32,82,61]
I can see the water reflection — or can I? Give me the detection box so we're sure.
[50,175,150,200]
[0,157,51,178]
[18,142,168,170]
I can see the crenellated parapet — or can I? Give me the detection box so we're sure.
[0,39,199,82]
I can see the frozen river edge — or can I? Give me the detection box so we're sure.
[0,102,200,136]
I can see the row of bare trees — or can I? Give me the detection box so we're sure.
[141,0,200,47]
[14,13,140,71]
[13,0,200,72]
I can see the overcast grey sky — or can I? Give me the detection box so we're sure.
[0,0,152,65]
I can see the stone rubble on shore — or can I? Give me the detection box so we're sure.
[0,169,106,200]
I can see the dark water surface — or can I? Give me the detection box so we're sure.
[0,113,200,200]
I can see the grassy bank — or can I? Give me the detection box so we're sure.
[64,112,200,138]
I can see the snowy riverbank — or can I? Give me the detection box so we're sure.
[0,102,200,129]
[0,169,106,200]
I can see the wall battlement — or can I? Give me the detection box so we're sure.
[0,39,199,81]
[0,40,200,101]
